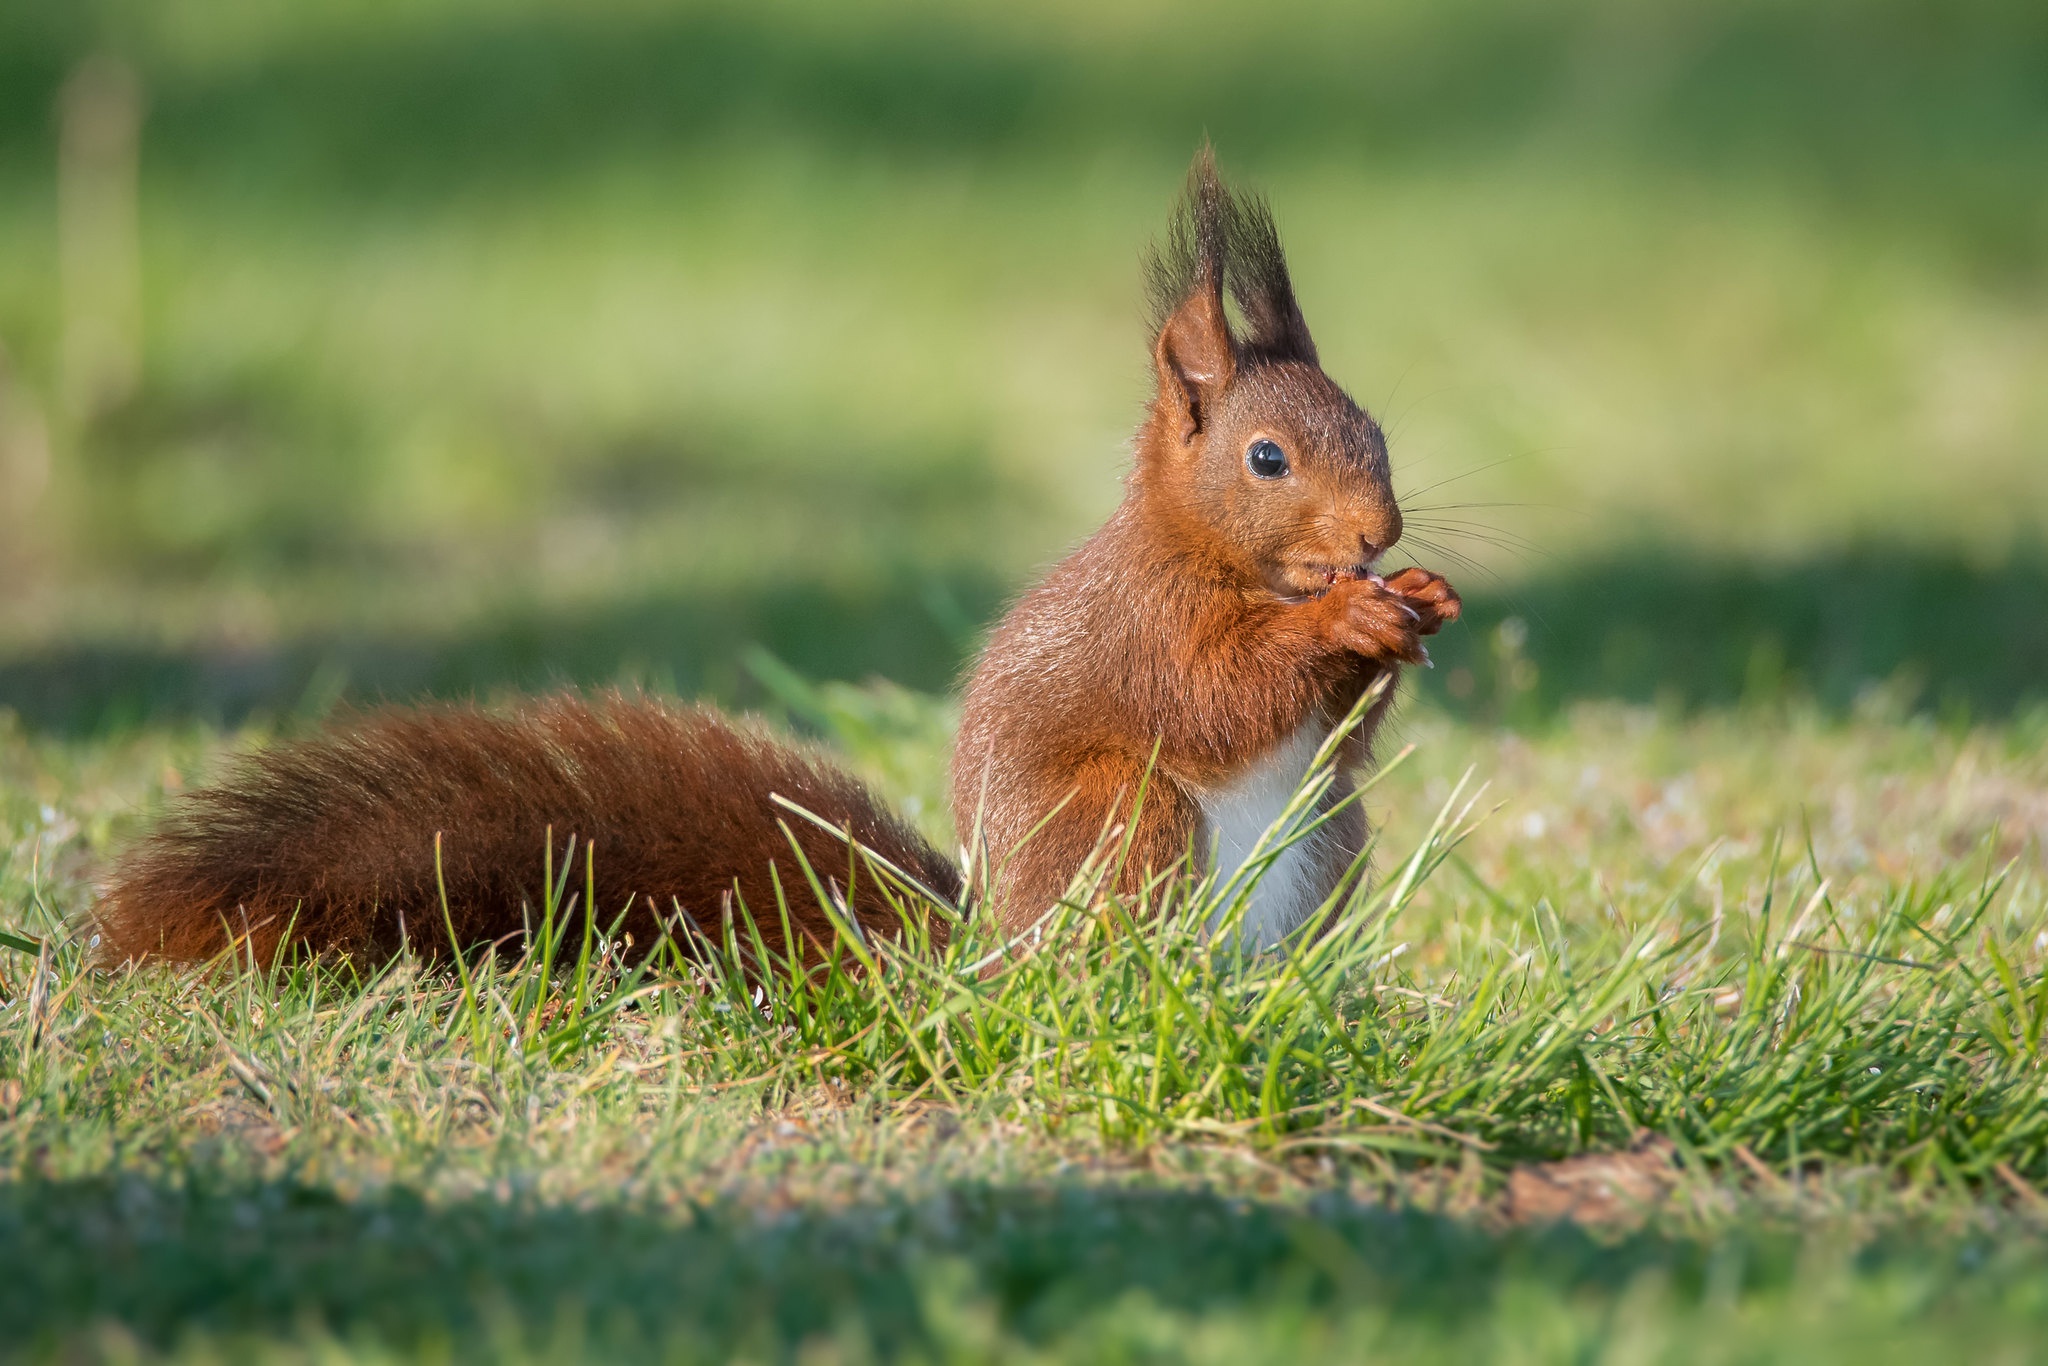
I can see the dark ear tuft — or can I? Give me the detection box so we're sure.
[1145,147,1236,444]
[1224,192,1316,365]
[1143,147,1316,367]
[1144,146,1229,341]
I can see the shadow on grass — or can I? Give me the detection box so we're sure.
[1415,544,2048,727]
[0,1168,1941,1360]
[2,546,2045,738]
[0,565,1010,737]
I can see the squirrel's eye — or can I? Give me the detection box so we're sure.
[1246,439,1290,479]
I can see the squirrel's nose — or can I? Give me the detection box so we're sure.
[1359,508,1401,563]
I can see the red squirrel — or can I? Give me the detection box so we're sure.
[95,150,1458,968]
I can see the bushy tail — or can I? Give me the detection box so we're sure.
[96,692,962,968]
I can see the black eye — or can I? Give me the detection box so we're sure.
[1246,439,1290,479]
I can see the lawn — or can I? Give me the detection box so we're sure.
[3,0,2047,1360]
[7,693,2048,1361]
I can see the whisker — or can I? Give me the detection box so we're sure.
[1398,452,1531,504]
[1396,533,1506,587]
[1405,517,1534,537]
[1401,515,1549,555]
[1403,500,1578,516]
[1403,533,1495,574]
[1417,536,1546,561]
[1404,515,1537,537]
[1402,519,1553,561]
[1376,362,1425,440]
[1388,442,1451,479]
[1398,534,1555,637]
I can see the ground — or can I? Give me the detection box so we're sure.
[6,690,2046,1361]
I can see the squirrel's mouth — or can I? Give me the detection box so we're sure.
[1274,561,1384,603]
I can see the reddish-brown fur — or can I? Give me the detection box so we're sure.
[951,152,1458,931]
[97,149,1457,967]
[97,693,957,967]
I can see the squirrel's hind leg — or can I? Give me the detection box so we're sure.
[984,754,1201,940]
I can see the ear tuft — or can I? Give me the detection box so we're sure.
[1144,147,1236,445]
[1141,148,1318,446]
[1143,145,1229,342]
[1223,193,1316,365]
[1143,146,1316,369]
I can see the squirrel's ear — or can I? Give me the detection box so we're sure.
[1145,148,1238,447]
[1152,282,1235,446]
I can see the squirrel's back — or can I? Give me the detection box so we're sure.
[98,693,959,967]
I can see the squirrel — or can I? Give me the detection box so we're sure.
[94,150,1459,970]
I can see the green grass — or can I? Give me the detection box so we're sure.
[3,0,2048,1358]
[4,687,2047,1361]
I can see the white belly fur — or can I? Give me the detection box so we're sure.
[1194,718,1344,948]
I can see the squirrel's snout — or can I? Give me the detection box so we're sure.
[1379,506,1404,553]
[1359,507,1402,564]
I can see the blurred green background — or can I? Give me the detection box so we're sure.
[0,0,2044,734]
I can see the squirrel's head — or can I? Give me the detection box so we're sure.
[1135,150,1401,600]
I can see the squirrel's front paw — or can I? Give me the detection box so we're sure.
[1382,567,1461,636]
[1321,576,1431,666]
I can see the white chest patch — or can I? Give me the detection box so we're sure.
[1194,718,1338,949]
